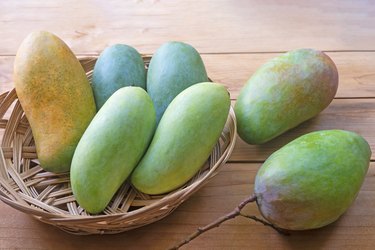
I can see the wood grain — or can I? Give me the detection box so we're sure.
[1,98,373,163]
[1,0,375,54]
[1,0,374,249]
[1,51,375,98]
[230,98,375,162]
[204,52,375,99]
[0,163,374,249]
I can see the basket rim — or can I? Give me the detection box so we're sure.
[0,106,237,222]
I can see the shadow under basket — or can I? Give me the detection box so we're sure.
[0,56,237,235]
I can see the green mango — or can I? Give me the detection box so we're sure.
[147,41,208,123]
[255,130,371,230]
[71,87,156,214]
[235,49,338,144]
[131,82,230,195]
[92,44,146,109]
[13,31,96,173]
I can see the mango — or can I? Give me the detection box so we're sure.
[71,87,156,214]
[234,49,338,144]
[255,130,371,230]
[147,41,208,123]
[131,82,230,195]
[92,44,146,109]
[13,31,96,173]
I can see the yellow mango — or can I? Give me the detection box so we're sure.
[14,31,96,172]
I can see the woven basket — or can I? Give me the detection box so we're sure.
[0,56,237,235]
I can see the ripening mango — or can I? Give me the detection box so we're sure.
[255,130,371,230]
[13,31,96,173]
[235,49,338,144]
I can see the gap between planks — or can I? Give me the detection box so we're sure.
[2,49,375,57]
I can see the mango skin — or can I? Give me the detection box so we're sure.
[13,31,96,173]
[254,130,371,230]
[92,44,146,109]
[147,41,208,123]
[71,87,156,214]
[235,49,338,144]
[131,82,230,195]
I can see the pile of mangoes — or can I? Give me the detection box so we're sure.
[13,31,371,231]
[13,31,230,214]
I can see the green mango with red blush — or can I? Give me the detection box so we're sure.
[234,49,338,144]
[255,130,371,230]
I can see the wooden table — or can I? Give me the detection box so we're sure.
[1,1,375,249]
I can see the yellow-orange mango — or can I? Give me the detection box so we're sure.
[14,31,96,173]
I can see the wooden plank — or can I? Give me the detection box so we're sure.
[205,52,375,99]
[1,0,375,54]
[230,98,375,162]
[0,57,13,92]
[1,51,375,98]
[0,1,374,249]
[0,162,374,249]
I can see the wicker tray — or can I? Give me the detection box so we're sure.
[0,56,237,235]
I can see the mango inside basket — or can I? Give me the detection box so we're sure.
[0,56,237,235]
